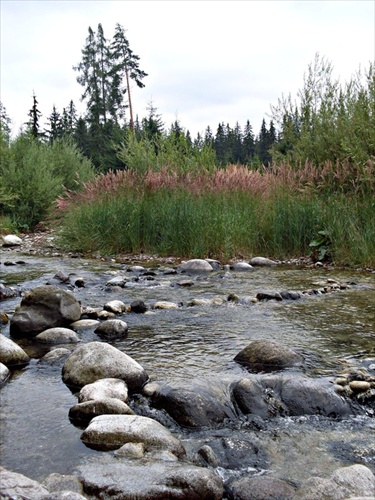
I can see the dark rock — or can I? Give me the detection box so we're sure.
[130,299,148,313]
[77,459,223,499]
[10,285,82,338]
[234,339,303,371]
[256,291,283,301]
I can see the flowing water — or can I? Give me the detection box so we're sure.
[1,251,374,486]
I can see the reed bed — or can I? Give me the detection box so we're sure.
[55,161,375,266]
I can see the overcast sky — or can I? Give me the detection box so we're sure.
[1,0,374,138]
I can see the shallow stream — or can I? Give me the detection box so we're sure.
[1,251,374,486]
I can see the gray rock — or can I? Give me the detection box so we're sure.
[0,362,10,383]
[105,276,126,287]
[114,442,145,458]
[35,327,80,344]
[256,291,283,301]
[62,341,148,390]
[0,466,50,499]
[41,473,83,495]
[227,475,297,499]
[69,398,135,422]
[151,379,237,428]
[179,259,213,272]
[249,256,277,266]
[205,259,222,270]
[152,301,179,310]
[80,414,185,456]
[234,339,303,371]
[0,334,30,367]
[94,319,128,339]
[40,492,87,500]
[10,285,82,338]
[232,374,352,418]
[70,319,100,329]
[78,378,129,403]
[280,290,302,300]
[294,464,375,499]
[77,459,223,499]
[38,348,71,366]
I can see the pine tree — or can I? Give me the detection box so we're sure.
[243,120,255,163]
[0,102,12,142]
[111,23,147,130]
[27,93,43,139]
[46,105,62,142]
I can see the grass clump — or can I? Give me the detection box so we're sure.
[55,160,375,267]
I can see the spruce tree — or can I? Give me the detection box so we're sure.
[27,93,42,139]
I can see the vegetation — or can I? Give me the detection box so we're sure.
[0,41,374,266]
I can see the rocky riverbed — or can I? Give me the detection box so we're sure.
[1,233,375,499]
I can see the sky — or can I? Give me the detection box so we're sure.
[1,0,374,139]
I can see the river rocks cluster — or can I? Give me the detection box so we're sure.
[1,254,375,499]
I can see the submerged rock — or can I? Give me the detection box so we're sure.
[62,341,148,390]
[226,474,297,500]
[10,285,82,338]
[80,414,185,456]
[234,339,303,371]
[77,459,223,499]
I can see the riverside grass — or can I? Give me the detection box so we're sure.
[56,162,375,267]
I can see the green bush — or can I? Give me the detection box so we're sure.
[0,133,94,230]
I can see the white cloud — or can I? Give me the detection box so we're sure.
[1,0,374,137]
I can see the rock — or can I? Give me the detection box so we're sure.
[103,299,127,314]
[197,445,219,467]
[177,279,195,287]
[38,348,71,366]
[41,473,83,495]
[34,327,80,344]
[0,362,10,383]
[130,299,148,313]
[105,276,126,287]
[280,290,302,300]
[231,261,254,271]
[249,256,277,266]
[349,381,371,392]
[294,464,375,499]
[152,301,180,310]
[94,319,128,339]
[0,311,9,324]
[70,319,100,329]
[205,259,222,270]
[10,285,82,338]
[62,341,148,390]
[0,334,30,367]
[234,339,303,371]
[114,442,145,458]
[256,291,283,301]
[151,380,237,428]
[78,378,129,403]
[232,374,352,418]
[227,475,297,500]
[80,414,185,456]
[2,234,22,246]
[0,466,50,499]
[179,259,213,272]
[0,284,17,300]
[69,398,135,422]
[77,459,223,499]
[40,492,87,499]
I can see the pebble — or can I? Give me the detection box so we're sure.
[349,381,371,392]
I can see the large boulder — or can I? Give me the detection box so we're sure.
[232,374,352,418]
[0,334,30,367]
[234,339,303,371]
[294,464,375,499]
[10,286,82,338]
[62,341,148,391]
[151,379,237,428]
[0,466,49,499]
[80,414,185,456]
[76,459,223,499]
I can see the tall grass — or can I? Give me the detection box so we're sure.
[55,161,375,266]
